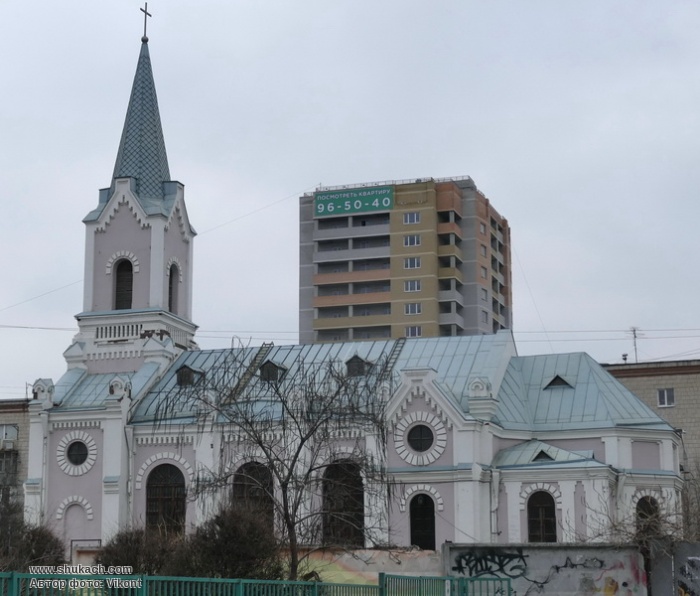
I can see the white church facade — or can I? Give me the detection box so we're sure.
[26,35,683,563]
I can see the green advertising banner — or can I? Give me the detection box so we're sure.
[314,186,394,217]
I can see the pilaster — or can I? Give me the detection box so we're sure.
[558,480,576,542]
[504,481,521,542]
[149,218,165,309]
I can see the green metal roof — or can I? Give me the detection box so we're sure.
[491,439,602,469]
[112,39,170,200]
[496,352,672,431]
[52,362,161,409]
[48,333,673,437]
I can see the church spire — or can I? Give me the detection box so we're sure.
[112,37,171,201]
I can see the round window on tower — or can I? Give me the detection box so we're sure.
[407,424,434,452]
[67,441,89,466]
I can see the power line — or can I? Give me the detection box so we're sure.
[196,184,316,236]
[512,249,554,354]
[0,280,82,313]
[0,324,76,332]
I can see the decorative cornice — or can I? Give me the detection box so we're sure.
[392,384,452,430]
[95,194,150,232]
[165,201,193,243]
[135,435,194,446]
[52,420,102,430]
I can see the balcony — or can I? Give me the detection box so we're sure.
[313,223,391,241]
[438,267,464,284]
[314,269,389,285]
[314,246,390,263]
[438,312,465,328]
[438,289,464,304]
[438,244,462,261]
[314,314,392,330]
[437,222,462,238]
[313,291,391,308]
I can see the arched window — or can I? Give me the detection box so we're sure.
[323,460,364,547]
[410,493,435,550]
[636,496,661,539]
[114,260,133,310]
[232,462,274,530]
[146,464,186,533]
[168,264,179,314]
[527,491,557,542]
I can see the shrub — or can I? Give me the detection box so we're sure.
[163,506,284,579]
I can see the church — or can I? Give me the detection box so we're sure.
[25,34,683,564]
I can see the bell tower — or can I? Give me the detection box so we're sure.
[70,35,197,375]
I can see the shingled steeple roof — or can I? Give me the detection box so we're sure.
[112,38,170,201]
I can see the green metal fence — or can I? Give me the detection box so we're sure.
[0,573,510,596]
[378,573,511,595]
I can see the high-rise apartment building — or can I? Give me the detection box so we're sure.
[299,176,511,343]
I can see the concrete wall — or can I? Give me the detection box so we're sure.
[651,541,700,596]
[444,544,647,596]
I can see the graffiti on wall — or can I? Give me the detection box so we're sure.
[451,547,528,579]
[677,555,700,596]
[448,546,646,596]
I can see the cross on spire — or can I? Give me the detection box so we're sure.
[140,3,152,42]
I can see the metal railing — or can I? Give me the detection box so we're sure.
[0,572,510,596]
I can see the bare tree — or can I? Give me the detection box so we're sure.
[680,462,700,541]
[151,346,393,579]
[0,494,65,571]
[568,481,682,547]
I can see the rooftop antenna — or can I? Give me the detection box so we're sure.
[629,326,641,363]
[140,2,152,42]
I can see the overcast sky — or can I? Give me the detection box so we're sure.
[2,1,700,400]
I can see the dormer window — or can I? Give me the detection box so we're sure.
[346,355,370,377]
[534,450,554,462]
[544,375,572,389]
[260,361,285,383]
[176,366,196,387]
